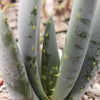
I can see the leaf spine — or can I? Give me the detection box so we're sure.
[80,88,84,92]
[20,77,24,81]
[50,88,55,92]
[45,33,49,38]
[76,13,80,19]
[16,61,19,67]
[87,77,91,81]
[54,73,60,77]
[43,49,46,53]
[48,19,51,24]
[32,47,35,51]
[64,54,68,59]
[93,61,96,66]
[33,26,36,30]
[34,6,37,10]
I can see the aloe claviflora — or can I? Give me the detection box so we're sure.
[0,11,34,100]
[0,0,99,100]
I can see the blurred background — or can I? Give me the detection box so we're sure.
[0,0,100,100]
[0,0,73,49]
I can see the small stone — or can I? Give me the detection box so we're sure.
[83,95,88,100]
[1,85,6,90]
[88,99,93,100]
[56,33,66,49]
[95,97,100,100]
[0,88,2,92]
[92,82,100,89]
[55,22,68,33]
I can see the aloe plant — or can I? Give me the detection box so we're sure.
[0,0,99,100]
[0,10,34,100]
[41,16,60,96]
[51,0,97,100]
[65,0,100,100]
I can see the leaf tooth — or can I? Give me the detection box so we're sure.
[71,98,75,100]
[64,54,68,59]
[20,77,24,81]
[87,76,91,81]
[12,46,16,51]
[16,61,20,67]
[40,48,43,52]
[3,17,8,21]
[35,79,38,84]
[43,49,46,53]
[76,13,80,19]
[93,61,97,66]
[51,13,53,17]
[80,88,84,92]
[32,47,35,51]
[34,6,37,10]
[3,17,8,26]
[32,64,35,69]
[8,31,12,37]
[54,73,60,77]
[50,88,55,92]
[33,25,36,30]
[42,75,46,81]
[49,81,53,85]
[48,19,51,24]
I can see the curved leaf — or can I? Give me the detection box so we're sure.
[0,10,34,100]
[51,0,97,100]
[65,1,100,100]
[18,0,49,100]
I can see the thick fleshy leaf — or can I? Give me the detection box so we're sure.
[51,0,97,100]
[41,17,60,96]
[0,10,34,100]
[18,0,49,100]
[65,1,100,100]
